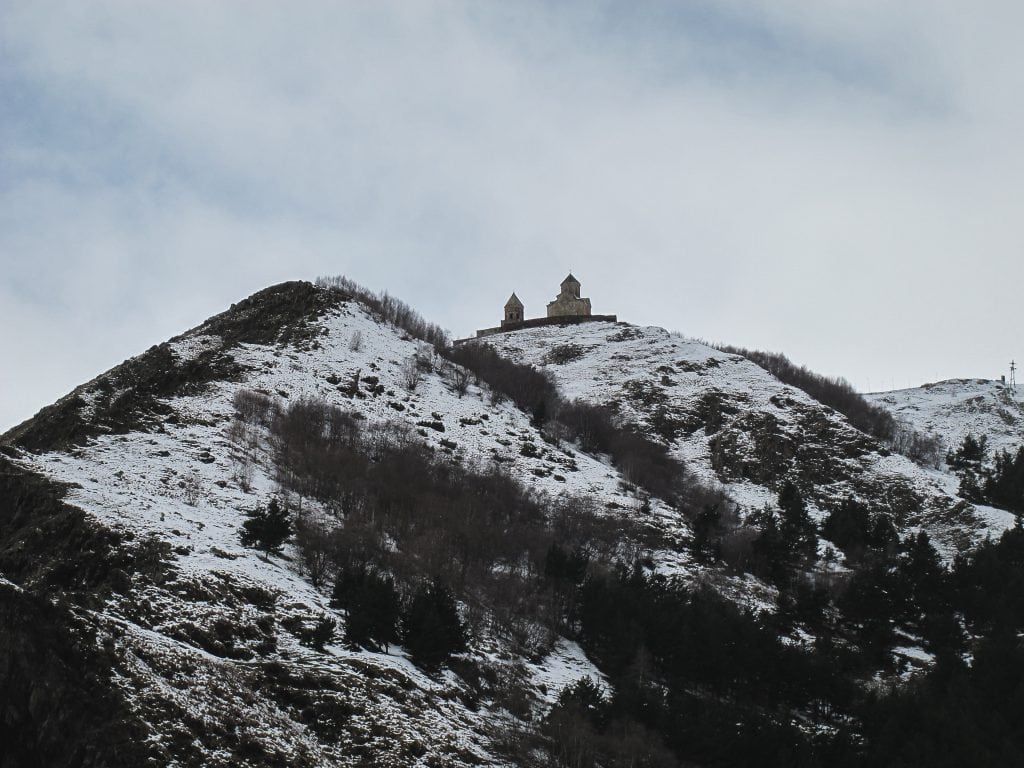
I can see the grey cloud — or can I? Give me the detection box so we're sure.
[1,1,1022,429]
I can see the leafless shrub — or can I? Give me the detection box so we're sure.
[454,370,472,396]
[543,344,585,365]
[348,330,362,352]
[182,472,202,506]
[400,357,422,392]
[890,423,944,468]
[233,454,254,492]
[294,512,333,588]
[233,389,274,425]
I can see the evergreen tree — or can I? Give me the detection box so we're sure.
[749,507,789,585]
[822,499,872,560]
[297,614,336,651]
[332,567,401,652]
[777,481,818,564]
[947,433,988,469]
[402,578,467,669]
[239,497,291,554]
[691,503,723,564]
[984,446,1024,513]
[866,513,899,558]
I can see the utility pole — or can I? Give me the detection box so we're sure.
[1011,360,1018,393]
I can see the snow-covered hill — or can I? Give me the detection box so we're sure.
[2,280,1017,766]
[866,378,1024,460]
[2,283,621,766]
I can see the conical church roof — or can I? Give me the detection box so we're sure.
[504,292,523,308]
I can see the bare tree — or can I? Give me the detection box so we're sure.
[400,357,423,391]
[451,363,471,397]
[349,330,363,352]
[294,512,333,589]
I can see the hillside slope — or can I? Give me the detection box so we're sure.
[866,378,1024,459]
[0,282,661,766]
[483,323,1001,554]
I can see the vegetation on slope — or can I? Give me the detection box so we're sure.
[234,380,1024,766]
[948,433,1024,515]
[715,345,897,440]
[0,456,171,766]
[446,342,723,513]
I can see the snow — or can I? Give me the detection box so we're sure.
[525,639,607,707]
[482,322,1007,551]
[167,333,223,363]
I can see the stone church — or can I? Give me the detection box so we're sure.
[468,273,614,340]
[545,273,592,318]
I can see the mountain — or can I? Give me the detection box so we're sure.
[2,279,1022,767]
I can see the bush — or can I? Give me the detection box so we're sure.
[297,614,336,651]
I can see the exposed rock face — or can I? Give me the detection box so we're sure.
[0,586,152,768]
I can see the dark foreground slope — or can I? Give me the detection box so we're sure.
[0,459,160,767]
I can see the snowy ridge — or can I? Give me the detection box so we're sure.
[482,322,1012,553]
[866,378,1024,459]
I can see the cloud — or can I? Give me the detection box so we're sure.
[2,1,1023,429]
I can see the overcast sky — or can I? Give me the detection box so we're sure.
[3,1,1023,432]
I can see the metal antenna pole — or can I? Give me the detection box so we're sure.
[1011,360,1018,392]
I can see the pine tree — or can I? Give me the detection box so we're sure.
[778,481,818,564]
[239,497,292,554]
[402,578,466,669]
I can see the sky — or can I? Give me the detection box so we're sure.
[2,1,1023,432]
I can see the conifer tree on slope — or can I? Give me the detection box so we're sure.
[240,497,292,554]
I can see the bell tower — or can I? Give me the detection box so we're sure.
[502,293,524,327]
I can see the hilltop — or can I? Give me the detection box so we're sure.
[866,378,1024,460]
